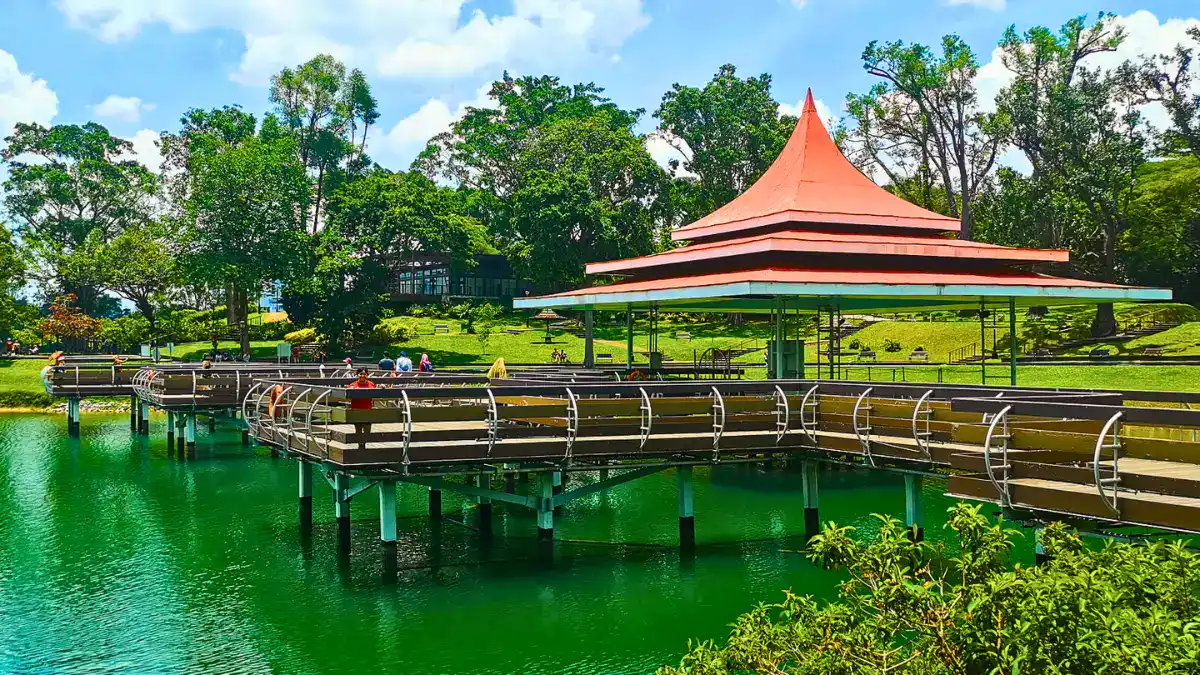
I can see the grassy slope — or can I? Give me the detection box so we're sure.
[830,363,1200,392]
[848,321,1004,363]
[0,359,55,406]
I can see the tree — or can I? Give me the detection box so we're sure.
[269,55,378,232]
[996,14,1142,336]
[180,132,310,356]
[1,122,158,315]
[1123,26,1200,161]
[660,504,1200,674]
[39,293,102,349]
[0,226,27,338]
[1121,157,1200,304]
[99,223,178,339]
[654,64,796,221]
[849,36,1008,239]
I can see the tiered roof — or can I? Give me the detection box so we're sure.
[516,90,1167,312]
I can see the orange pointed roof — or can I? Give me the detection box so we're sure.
[672,90,961,242]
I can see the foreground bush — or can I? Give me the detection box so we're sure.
[660,504,1200,674]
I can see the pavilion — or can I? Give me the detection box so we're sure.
[514,91,1170,383]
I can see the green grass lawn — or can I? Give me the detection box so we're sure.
[826,363,1200,392]
[848,320,1006,363]
[0,358,55,407]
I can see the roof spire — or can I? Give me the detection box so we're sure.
[802,88,817,114]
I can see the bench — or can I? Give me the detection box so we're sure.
[908,350,929,362]
[507,329,523,335]
[433,323,450,335]
[1089,348,1112,360]
[595,353,614,364]
[675,331,692,340]
[1029,348,1053,359]
[1142,347,1164,357]
[857,349,877,362]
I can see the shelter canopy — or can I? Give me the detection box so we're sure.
[516,90,1169,313]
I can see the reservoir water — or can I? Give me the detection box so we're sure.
[0,413,1033,674]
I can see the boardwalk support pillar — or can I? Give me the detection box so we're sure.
[139,400,150,435]
[299,461,313,536]
[166,411,175,452]
[428,488,442,521]
[67,398,81,437]
[208,415,216,433]
[378,480,397,544]
[1009,297,1018,386]
[537,472,554,542]
[905,474,924,542]
[175,415,185,456]
[626,306,634,368]
[476,474,493,538]
[802,459,820,543]
[584,309,595,368]
[678,466,695,551]
[129,394,138,430]
[335,472,351,554]
[552,470,563,496]
[241,429,250,446]
[185,414,196,458]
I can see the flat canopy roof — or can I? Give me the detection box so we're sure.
[514,267,1171,312]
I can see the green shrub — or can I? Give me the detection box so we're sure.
[883,338,902,352]
[100,315,151,352]
[249,321,291,341]
[284,327,320,344]
[373,317,419,343]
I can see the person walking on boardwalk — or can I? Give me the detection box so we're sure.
[346,368,376,450]
[396,351,413,372]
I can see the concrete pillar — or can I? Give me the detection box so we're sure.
[1009,297,1018,386]
[175,415,185,457]
[208,416,216,432]
[905,474,924,542]
[1034,527,1048,566]
[298,461,313,535]
[678,466,695,551]
[67,398,81,437]
[139,401,150,435]
[625,307,634,368]
[379,480,397,544]
[475,474,492,538]
[129,394,138,431]
[166,411,175,453]
[537,472,554,541]
[334,472,351,554]
[583,309,595,368]
[551,470,563,506]
[185,414,197,458]
[241,430,250,446]
[802,459,820,543]
[504,472,516,494]
[428,488,442,520]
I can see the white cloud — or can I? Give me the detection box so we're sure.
[371,82,496,168]
[644,131,696,178]
[790,0,809,8]
[0,49,58,148]
[93,94,155,123]
[56,0,650,85]
[121,129,162,173]
[946,0,1005,10]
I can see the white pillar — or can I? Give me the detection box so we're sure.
[584,309,595,368]
[904,474,924,541]
[378,480,397,544]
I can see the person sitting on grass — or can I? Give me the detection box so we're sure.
[396,351,413,372]
[346,368,376,450]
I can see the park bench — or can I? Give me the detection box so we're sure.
[506,329,523,335]
[857,349,877,362]
[675,331,692,340]
[433,323,450,335]
[1089,348,1112,360]
[1029,348,1053,359]
[595,353,614,364]
[1143,347,1164,357]
[908,350,929,362]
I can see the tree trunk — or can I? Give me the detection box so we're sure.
[1091,303,1117,338]
[959,199,973,241]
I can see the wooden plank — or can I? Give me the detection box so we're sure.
[952,425,1200,465]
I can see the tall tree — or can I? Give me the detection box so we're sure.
[99,223,178,338]
[996,14,1142,335]
[849,36,1008,239]
[653,64,796,222]
[1123,26,1200,161]
[269,55,378,232]
[1,122,157,315]
[0,226,27,339]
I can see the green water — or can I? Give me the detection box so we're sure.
[0,414,1031,674]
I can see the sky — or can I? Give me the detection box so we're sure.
[1,0,1199,176]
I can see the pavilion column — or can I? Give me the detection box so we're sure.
[584,309,595,368]
[1009,298,1018,386]
[626,306,634,369]
[773,297,785,380]
[980,299,987,385]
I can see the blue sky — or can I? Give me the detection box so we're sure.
[1,0,1198,173]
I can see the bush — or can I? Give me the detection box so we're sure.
[373,317,419,343]
[883,338,902,352]
[848,338,862,351]
[249,321,291,341]
[100,315,151,352]
[284,327,320,344]
[660,505,1200,675]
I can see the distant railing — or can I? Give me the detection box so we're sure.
[949,342,978,364]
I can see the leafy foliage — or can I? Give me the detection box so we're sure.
[660,505,1200,675]
[39,294,101,344]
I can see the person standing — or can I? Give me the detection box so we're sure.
[396,351,413,372]
[346,368,376,450]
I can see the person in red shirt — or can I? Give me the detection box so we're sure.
[346,368,376,449]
